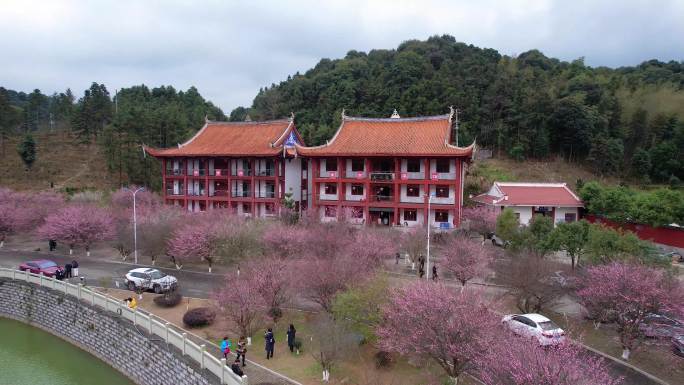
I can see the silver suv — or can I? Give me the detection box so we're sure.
[125,268,178,294]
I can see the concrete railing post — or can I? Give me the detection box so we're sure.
[165,322,170,343]
[242,375,248,385]
[182,332,187,355]
[25,269,29,281]
[52,276,57,290]
[78,283,83,300]
[133,310,137,325]
[148,314,153,333]
[220,358,226,384]
[39,272,43,286]
[200,344,206,369]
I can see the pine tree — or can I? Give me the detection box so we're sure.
[17,133,36,170]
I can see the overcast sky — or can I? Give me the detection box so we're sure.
[1,0,682,112]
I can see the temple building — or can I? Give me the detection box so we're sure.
[144,108,475,228]
[472,182,583,225]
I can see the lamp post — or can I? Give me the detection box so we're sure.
[124,187,145,265]
[426,193,435,280]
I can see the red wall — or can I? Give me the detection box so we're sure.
[585,215,684,248]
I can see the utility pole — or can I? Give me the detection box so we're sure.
[426,193,434,280]
[124,187,145,264]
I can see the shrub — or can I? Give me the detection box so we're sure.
[182,307,216,328]
[153,291,183,308]
[293,338,303,352]
[374,350,394,369]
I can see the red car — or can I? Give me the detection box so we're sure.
[18,259,62,277]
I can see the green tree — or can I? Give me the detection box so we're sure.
[631,148,651,183]
[496,208,519,241]
[546,220,590,269]
[585,225,650,265]
[331,276,388,343]
[17,133,36,169]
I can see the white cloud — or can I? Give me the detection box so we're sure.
[0,0,682,112]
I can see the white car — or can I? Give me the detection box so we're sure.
[502,313,566,346]
[125,268,178,294]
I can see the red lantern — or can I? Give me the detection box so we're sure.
[193,169,199,177]
[215,169,221,176]
[400,172,408,180]
[238,169,244,177]
[357,171,364,179]
[329,171,337,178]
[431,172,438,180]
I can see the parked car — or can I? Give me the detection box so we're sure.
[491,235,510,248]
[662,251,683,263]
[673,334,684,357]
[18,259,63,277]
[124,268,178,294]
[639,313,684,339]
[502,313,566,346]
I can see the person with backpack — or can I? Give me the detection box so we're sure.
[220,337,231,359]
[236,336,247,366]
[264,328,275,359]
[231,357,244,377]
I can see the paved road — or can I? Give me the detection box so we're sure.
[0,249,222,299]
[0,249,667,385]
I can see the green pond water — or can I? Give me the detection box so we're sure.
[0,317,134,385]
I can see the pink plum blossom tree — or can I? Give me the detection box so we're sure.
[0,188,64,247]
[167,221,214,271]
[462,205,497,243]
[37,204,114,256]
[577,262,683,360]
[479,336,622,385]
[440,234,494,287]
[214,272,261,340]
[243,256,292,324]
[377,282,498,385]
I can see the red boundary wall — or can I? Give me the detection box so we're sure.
[585,215,684,248]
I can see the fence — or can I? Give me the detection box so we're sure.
[0,268,247,385]
[585,215,684,249]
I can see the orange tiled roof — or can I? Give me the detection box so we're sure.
[144,119,295,157]
[474,182,583,207]
[295,114,474,157]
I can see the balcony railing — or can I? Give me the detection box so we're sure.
[255,169,275,177]
[370,194,394,202]
[342,170,367,179]
[231,190,252,198]
[187,190,206,197]
[209,190,230,197]
[165,189,184,196]
[370,172,394,181]
[256,191,276,198]
[165,169,185,176]
[231,169,253,177]
[209,168,229,177]
[187,169,207,177]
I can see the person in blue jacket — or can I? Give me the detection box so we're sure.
[220,336,231,359]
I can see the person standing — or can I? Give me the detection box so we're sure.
[71,260,79,277]
[220,337,231,359]
[231,357,244,377]
[395,252,400,265]
[286,324,297,353]
[432,265,438,281]
[236,336,247,366]
[64,263,72,279]
[264,328,275,359]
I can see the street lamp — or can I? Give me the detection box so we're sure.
[426,192,435,281]
[124,187,145,265]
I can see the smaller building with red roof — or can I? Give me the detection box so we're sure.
[473,182,583,225]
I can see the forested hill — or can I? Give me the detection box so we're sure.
[235,35,684,184]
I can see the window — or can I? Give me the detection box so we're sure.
[325,159,337,172]
[243,203,251,213]
[435,186,449,198]
[564,213,577,222]
[404,209,417,221]
[436,159,450,173]
[349,207,363,218]
[351,184,364,196]
[324,206,337,217]
[434,210,449,223]
[351,159,364,172]
[514,212,520,222]
[406,185,420,197]
[407,159,420,173]
[324,183,337,195]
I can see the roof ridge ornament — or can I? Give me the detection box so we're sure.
[244,114,252,122]
[341,108,347,120]
[390,109,400,119]
[290,111,295,121]
[204,114,209,123]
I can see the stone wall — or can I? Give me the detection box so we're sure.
[0,278,220,385]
